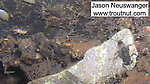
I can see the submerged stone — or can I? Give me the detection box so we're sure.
[24,0,35,4]
[0,9,9,21]
[68,29,138,83]
[28,29,138,84]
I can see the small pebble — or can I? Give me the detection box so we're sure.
[0,9,9,21]
[24,0,35,4]
[146,26,150,31]
[142,48,149,56]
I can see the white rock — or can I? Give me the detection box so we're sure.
[28,29,138,84]
[68,29,138,83]
[24,0,35,4]
[0,9,9,21]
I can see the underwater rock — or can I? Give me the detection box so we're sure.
[0,9,9,21]
[28,29,138,84]
[68,29,138,83]
[24,0,35,4]
[28,70,83,84]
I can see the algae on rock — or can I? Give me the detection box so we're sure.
[28,29,138,84]
[68,29,138,83]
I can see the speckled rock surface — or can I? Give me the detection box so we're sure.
[28,70,83,84]
[28,29,138,84]
[68,29,138,83]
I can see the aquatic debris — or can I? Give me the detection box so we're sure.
[134,41,140,51]
[145,26,150,31]
[70,41,99,59]
[137,57,150,74]
[36,5,49,20]
[120,72,150,84]
[12,29,27,34]
[35,53,42,60]
[0,9,9,21]
[142,47,149,56]
[24,0,35,4]
[65,43,72,47]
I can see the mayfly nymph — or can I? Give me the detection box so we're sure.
[12,29,27,34]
